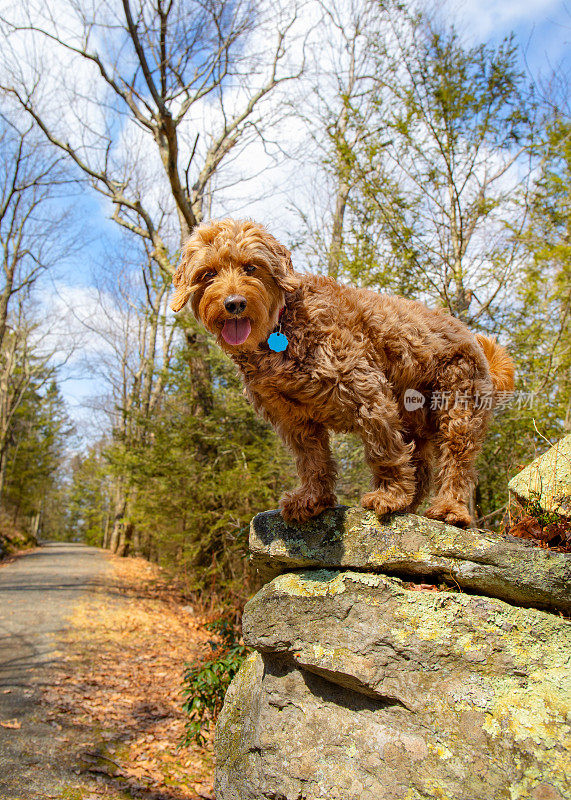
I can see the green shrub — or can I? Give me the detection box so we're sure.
[181,617,249,746]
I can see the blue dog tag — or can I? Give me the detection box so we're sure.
[268,331,288,352]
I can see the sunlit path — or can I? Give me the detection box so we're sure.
[0,542,111,799]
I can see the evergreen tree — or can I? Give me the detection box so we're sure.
[65,444,112,546]
[2,378,72,537]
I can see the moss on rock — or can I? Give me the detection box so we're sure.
[250,507,571,611]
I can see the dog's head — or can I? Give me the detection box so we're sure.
[170,219,300,352]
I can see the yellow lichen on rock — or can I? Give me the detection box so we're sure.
[508,434,571,517]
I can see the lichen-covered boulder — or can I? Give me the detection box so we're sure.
[250,507,571,611]
[217,651,440,800]
[216,570,571,800]
[508,434,571,518]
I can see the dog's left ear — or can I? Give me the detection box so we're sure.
[268,237,301,293]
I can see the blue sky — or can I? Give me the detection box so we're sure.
[458,0,570,80]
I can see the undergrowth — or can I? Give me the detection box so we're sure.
[524,489,567,527]
[181,617,249,746]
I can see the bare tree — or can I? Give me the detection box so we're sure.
[349,5,535,326]
[317,1,379,279]
[0,117,76,500]
[289,0,382,278]
[0,118,72,350]
[0,0,306,549]
[70,240,178,553]
[293,2,535,330]
[109,258,176,555]
[1,0,305,270]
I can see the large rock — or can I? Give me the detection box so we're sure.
[217,570,571,800]
[250,507,571,612]
[217,651,445,800]
[508,434,571,518]
[217,507,571,800]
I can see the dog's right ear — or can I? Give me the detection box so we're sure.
[170,245,193,312]
[171,222,222,312]
[269,237,302,293]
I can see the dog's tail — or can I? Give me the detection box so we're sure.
[475,334,515,395]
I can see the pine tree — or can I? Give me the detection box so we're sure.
[2,379,73,537]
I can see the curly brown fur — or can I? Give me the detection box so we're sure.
[171,218,514,528]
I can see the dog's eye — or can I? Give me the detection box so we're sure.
[243,264,256,274]
[203,271,216,280]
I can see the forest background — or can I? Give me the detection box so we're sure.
[0,0,568,611]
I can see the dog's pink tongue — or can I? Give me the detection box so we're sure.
[221,317,251,345]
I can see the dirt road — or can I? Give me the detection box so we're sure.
[0,542,112,799]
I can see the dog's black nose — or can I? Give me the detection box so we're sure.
[224,295,247,315]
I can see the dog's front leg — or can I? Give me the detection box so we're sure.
[278,422,337,523]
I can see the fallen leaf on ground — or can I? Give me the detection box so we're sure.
[507,513,571,551]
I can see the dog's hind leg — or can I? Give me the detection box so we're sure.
[357,397,416,517]
[406,438,434,513]
[425,378,491,528]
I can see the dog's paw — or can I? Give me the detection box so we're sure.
[360,490,411,517]
[279,489,337,524]
[425,501,472,528]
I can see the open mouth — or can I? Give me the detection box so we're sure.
[221,317,252,346]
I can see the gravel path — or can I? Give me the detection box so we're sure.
[0,542,112,799]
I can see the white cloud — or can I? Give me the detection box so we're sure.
[450,0,563,40]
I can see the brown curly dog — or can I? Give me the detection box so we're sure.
[171,218,514,527]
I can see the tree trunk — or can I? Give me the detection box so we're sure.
[149,539,159,563]
[102,512,111,549]
[117,521,133,557]
[0,448,7,505]
[184,329,214,415]
[327,180,351,280]
[132,525,142,556]
[141,530,153,560]
[109,477,128,553]
[30,512,41,542]
[109,501,126,554]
